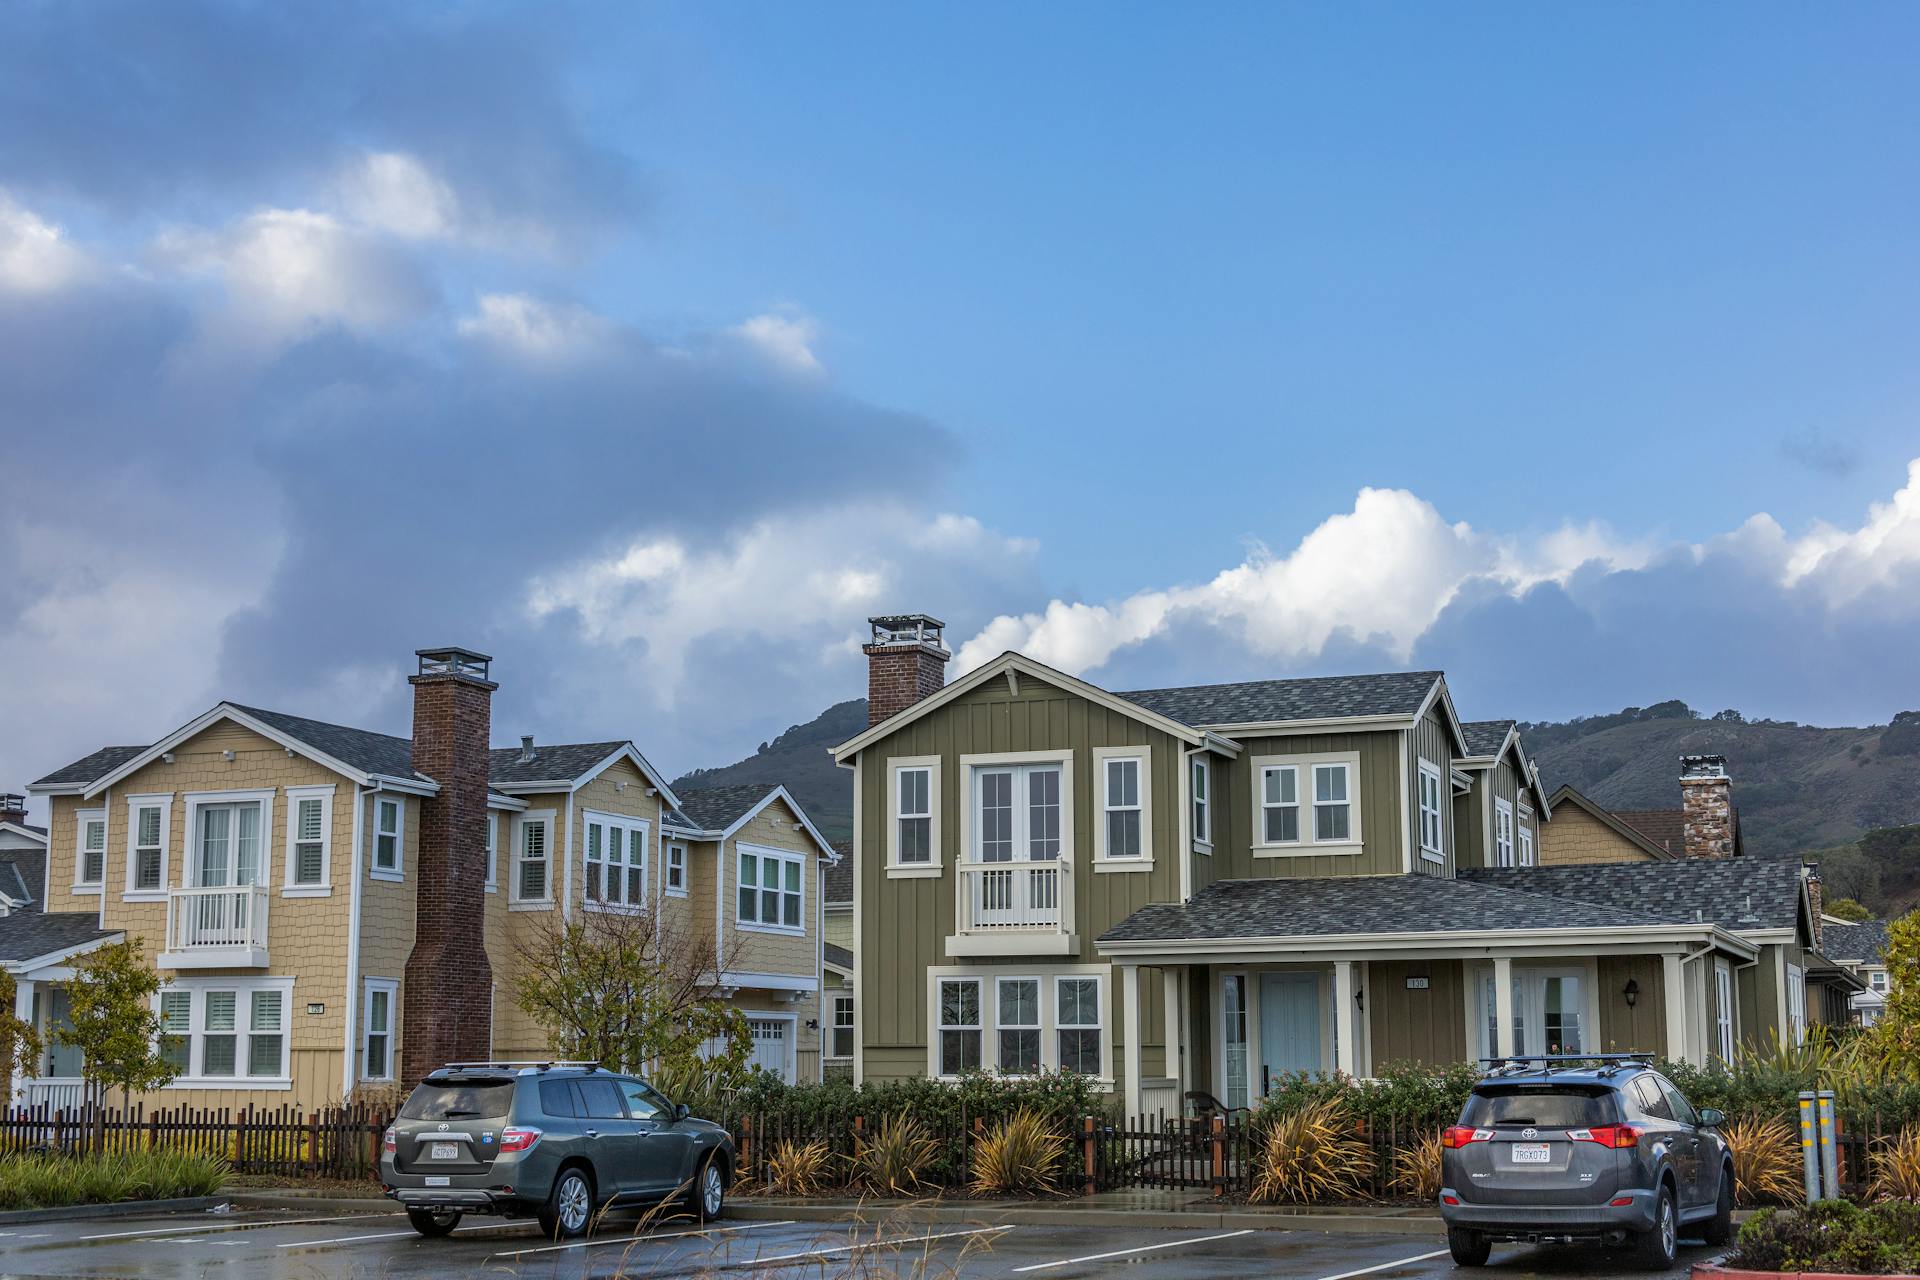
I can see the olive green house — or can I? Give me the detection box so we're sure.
[834,615,1840,1118]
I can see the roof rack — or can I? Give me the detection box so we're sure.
[1480,1052,1653,1078]
[439,1060,603,1073]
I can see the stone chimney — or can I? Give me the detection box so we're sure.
[402,647,497,1082]
[0,794,26,826]
[1679,754,1736,860]
[862,614,950,727]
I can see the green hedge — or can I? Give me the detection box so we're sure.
[1733,1200,1920,1274]
[0,1150,230,1211]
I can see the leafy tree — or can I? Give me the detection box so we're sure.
[0,970,42,1106]
[57,939,177,1141]
[1867,911,1920,1067]
[1826,897,1875,924]
[514,908,753,1097]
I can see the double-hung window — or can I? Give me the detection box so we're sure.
[514,814,552,903]
[665,842,687,894]
[996,978,1041,1074]
[1191,757,1211,849]
[970,762,1063,862]
[1312,764,1351,841]
[1417,761,1443,858]
[371,797,403,877]
[1100,756,1144,860]
[830,995,854,1059]
[75,809,106,890]
[938,977,982,1074]
[1057,976,1102,1075]
[1260,766,1300,844]
[1494,798,1515,867]
[285,787,331,890]
[362,978,397,1081]
[584,814,648,908]
[127,797,169,895]
[737,845,803,930]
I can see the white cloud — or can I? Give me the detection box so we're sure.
[731,310,823,374]
[0,193,92,293]
[457,291,610,360]
[332,151,461,240]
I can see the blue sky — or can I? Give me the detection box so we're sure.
[3,2,1918,797]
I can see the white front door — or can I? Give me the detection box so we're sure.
[747,1018,791,1082]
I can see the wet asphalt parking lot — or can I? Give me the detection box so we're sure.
[0,1204,1723,1279]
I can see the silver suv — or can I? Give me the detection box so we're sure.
[1439,1055,1733,1269]
[379,1061,735,1239]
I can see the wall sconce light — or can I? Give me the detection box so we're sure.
[1623,978,1640,1009]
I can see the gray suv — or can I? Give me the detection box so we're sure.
[379,1062,735,1239]
[1438,1056,1733,1269]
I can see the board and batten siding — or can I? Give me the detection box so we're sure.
[1213,730,1406,880]
[856,673,1175,1075]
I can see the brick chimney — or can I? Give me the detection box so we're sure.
[1679,754,1736,860]
[0,794,26,827]
[402,647,497,1082]
[862,614,950,727]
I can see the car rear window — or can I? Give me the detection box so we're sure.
[1462,1085,1616,1128]
[400,1079,515,1122]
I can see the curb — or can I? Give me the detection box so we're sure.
[726,1200,1446,1236]
[0,1195,227,1225]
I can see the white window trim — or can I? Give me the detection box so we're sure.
[510,810,556,909]
[123,794,173,902]
[664,841,689,897]
[1191,756,1212,853]
[369,795,405,882]
[360,977,399,1083]
[1417,759,1444,863]
[484,813,499,892]
[736,841,806,935]
[886,755,942,878]
[1493,796,1516,868]
[73,808,106,893]
[153,976,295,1089]
[1092,744,1153,871]
[582,810,651,912]
[925,964,1111,1086]
[1250,751,1363,855]
[282,784,335,896]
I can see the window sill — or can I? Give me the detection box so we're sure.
[281,885,333,898]
[1253,842,1362,857]
[886,864,942,879]
[737,922,807,937]
[368,870,404,884]
[1092,858,1153,874]
[509,899,555,912]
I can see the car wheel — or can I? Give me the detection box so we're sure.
[1448,1227,1491,1267]
[405,1208,461,1237]
[539,1167,595,1240]
[1634,1184,1678,1269]
[1703,1165,1734,1245]
[690,1156,726,1222]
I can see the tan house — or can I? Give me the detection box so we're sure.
[10,647,835,1112]
[835,614,1845,1117]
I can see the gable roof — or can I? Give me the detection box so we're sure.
[1823,919,1893,966]
[1545,784,1676,862]
[1460,720,1516,759]
[1459,858,1806,935]
[1119,670,1444,730]
[0,913,120,967]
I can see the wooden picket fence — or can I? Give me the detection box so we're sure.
[0,1101,393,1179]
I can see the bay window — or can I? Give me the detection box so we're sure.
[738,845,803,930]
[585,813,649,908]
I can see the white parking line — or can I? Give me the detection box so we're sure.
[280,1220,530,1248]
[79,1212,394,1242]
[1011,1228,1255,1272]
[746,1226,1011,1267]
[488,1218,790,1259]
[1311,1249,1450,1280]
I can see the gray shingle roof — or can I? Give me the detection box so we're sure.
[488,742,626,786]
[32,745,148,788]
[0,848,44,907]
[824,839,852,905]
[1461,720,1516,758]
[1458,859,1803,933]
[1823,919,1893,966]
[672,784,780,833]
[1118,671,1441,729]
[1101,874,1664,944]
[230,704,420,779]
[0,912,119,963]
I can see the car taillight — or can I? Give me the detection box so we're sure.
[1568,1124,1641,1149]
[1441,1126,1494,1148]
[382,1127,396,1155]
[499,1127,542,1154]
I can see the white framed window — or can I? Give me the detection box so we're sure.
[1252,752,1362,853]
[484,813,499,891]
[1714,959,1735,1063]
[829,995,854,1059]
[1494,797,1516,868]
[1787,963,1807,1045]
[74,808,106,890]
[737,843,804,932]
[362,978,398,1082]
[584,812,649,909]
[124,795,172,899]
[996,977,1042,1074]
[1417,760,1444,860]
[937,977,982,1076]
[512,812,553,905]
[1056,975,1102,1076]
[1191,756,1212,850]
[186,793,272,888]
[1092,745,1151,868]
[886,756,943,875]
[154,978,294,1087]
[283,786,333,894]
[370,796,403,879]
[665,842,688,895]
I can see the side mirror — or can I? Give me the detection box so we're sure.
[1698,1107,1725,1128]
[675,1102,691,1121]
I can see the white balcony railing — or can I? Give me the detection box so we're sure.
[960,861,1063,930]
[162,884,269,967]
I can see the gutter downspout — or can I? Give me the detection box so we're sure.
[340,783,367,1099]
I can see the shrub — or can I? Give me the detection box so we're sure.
[1249,1098,1375,1205]
[1388,1129,1442,1202]
[1869,1128,1920,1202]
[763,1138,834,1197]
[1733,1199,1920,1275]
[0,1149,229,1211]
[970,1110,1070,1196]
[850,1116,940,1197]
[1722,1114,1801,1206]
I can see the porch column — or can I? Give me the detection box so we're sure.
[1493,956,1516,1059]
[1662,952,1690,1065]
[1122,964,1143,1118]
[1332,961,1359,1077]
[1162,965,1186,1094]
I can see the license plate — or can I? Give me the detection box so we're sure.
[424,1176,450,1187]
[430,1143,459,1160]
[1512,1143,1552,1164]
